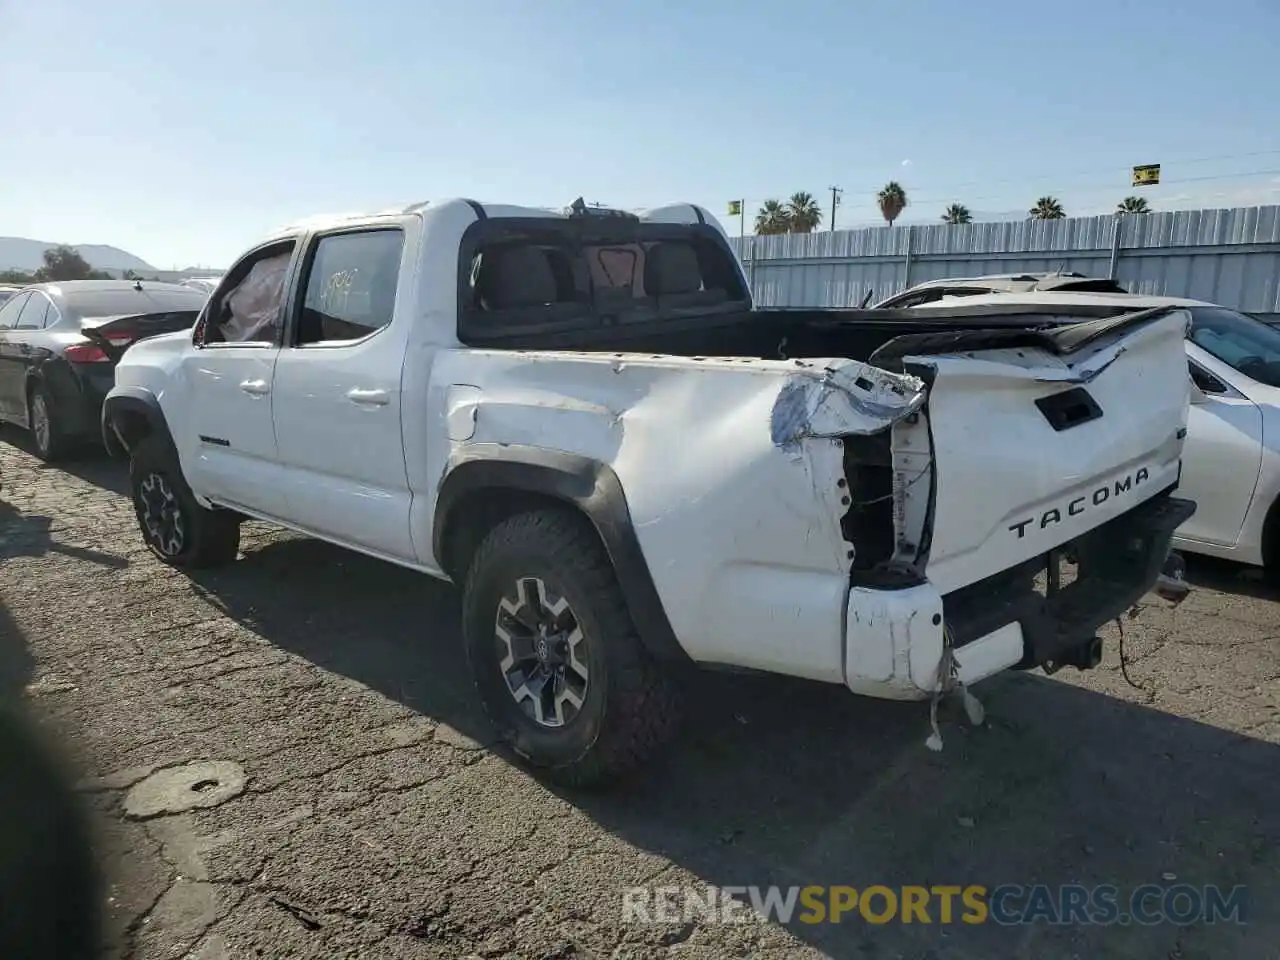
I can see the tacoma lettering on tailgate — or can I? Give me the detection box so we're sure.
[1008,467,1150,539]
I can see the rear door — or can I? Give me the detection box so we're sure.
[904,310,1192,594]
[177,239,299,517]
[269,225,416,561]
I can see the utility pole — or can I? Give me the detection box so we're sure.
[829,186,843,232]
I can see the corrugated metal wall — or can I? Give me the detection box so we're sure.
[726,205,1280,322]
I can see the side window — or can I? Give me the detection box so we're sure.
[295,229,404,346]
[0,293,28,330]
[1189,360,1227,395]
[15,294,49,330]
[196,241,297,347]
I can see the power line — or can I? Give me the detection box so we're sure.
[727,167,1280,220]
[877,148,1280,197]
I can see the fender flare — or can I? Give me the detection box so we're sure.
[101,387,175,459]
[433,444,689,665]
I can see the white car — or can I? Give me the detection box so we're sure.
[896,289,1280,574]
[179,277,223,295]
[103,199,1193,786]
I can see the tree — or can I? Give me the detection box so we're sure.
[941,203,972,225]
[755,199,791,235]
[0,269,33,285]
[1029,197,1066,220]
[876,182,908,226]
[1117,196,1151,215]
[33,245,94,282]
[786,192,823,233]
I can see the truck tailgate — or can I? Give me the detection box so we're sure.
[907,309,1191,595]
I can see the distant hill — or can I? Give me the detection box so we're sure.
[0,237,155,273]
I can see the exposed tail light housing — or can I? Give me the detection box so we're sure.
[64,343,111,363]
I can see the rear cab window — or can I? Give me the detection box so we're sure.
[457,214,749,345]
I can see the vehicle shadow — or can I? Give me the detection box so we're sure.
[190,534,1279,959]
[0,588,33,698]
[0,499,128,571]
[1183,553,1280,602]
[0,427,128,498]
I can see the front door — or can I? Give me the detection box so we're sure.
[177,240,299,517]
[269,226,416,561]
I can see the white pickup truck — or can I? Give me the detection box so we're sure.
[104,198,1194,787]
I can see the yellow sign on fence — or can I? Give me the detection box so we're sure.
[1132,164,1161,186]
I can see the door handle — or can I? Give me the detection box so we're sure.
[239,379,271,396]
[346,387,390,407]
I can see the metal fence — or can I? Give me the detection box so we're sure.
[726,205,1280,323]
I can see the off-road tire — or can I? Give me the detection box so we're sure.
[461,508,681,789]
[28,382,68,463]
[129,435,240,568]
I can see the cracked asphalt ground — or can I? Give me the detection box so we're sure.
[0,436,1276,960]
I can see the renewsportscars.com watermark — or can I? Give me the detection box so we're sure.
[622,884,1249,927]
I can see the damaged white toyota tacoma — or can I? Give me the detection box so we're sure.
[103,197,1195,787]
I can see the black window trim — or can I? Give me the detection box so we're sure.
[193,238,302,350]
[282,224,406,351]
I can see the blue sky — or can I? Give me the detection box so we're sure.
[2,0,1279,269]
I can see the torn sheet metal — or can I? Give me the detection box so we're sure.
[770,361,927,448]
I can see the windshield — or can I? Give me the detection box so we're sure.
[1188,306,1280,387]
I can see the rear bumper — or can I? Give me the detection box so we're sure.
[39,363,113,441]
[842,489,1196,700]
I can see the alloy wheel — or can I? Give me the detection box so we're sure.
[138,472,186,557]
[494,577,590,728]
[31,393,50,455]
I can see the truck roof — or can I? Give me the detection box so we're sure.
[266,198,719,244]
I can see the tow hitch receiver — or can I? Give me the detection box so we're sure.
[1153,550,1190,605]
[1043,636,1104,675]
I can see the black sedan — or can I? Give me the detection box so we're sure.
[0,280,208,461]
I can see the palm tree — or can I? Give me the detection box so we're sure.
[877,182,908,226]
[786,192,823,233]
[941,203,972,225]
[1029,196,1066,220]
[1117,196,1151,215]
[755,199,791,235]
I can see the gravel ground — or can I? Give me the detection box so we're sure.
[0,435,1276,959]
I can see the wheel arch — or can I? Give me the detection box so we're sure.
[102,387,176,460]
[434,444,689,665]
[1260,488,1280,569]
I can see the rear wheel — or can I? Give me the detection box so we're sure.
[461,509,681,789]
[129,436,240,568]
[28,383,68,463]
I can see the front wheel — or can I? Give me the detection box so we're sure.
[461,509,681,789]
[129,436,240,568]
